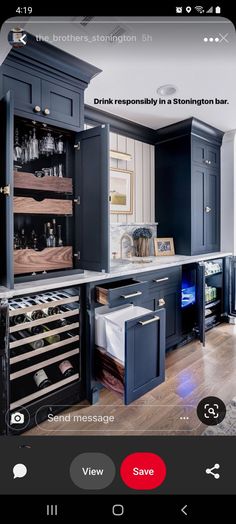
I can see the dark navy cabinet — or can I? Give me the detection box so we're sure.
[155,118,223,255]
[0,34,110,286]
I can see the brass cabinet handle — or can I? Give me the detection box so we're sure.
[138,316,160,326]
[34,105,41,113]
[0,184,10,196]
[120,291,142,299]
[153,277,169,283]
[205,206,212,213]
[43,108,50,115]
[159,298,165,306]
[205,160,212,165]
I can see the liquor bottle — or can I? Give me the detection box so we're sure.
[33,369,52,389]
[30,230,38,251]
[52,218,56,237]
[15,330,45,350]
[58,359,75,378]
[20,228,27,249]
[57,224,63,247]
[14,232,21,250]
[46,228,56,248]
[42,325,60,344]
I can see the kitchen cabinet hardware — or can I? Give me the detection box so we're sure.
[74,143,80,150]
[205,206,212,213]
[138,316,160,326]
[34,105,41,113]
[0,184,10,196]
[153,277,169,283]
[43,108,50,115]
[159,298,166,306]
[120,291,143,299]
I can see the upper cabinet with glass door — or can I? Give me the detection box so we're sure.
[0,34,110,288]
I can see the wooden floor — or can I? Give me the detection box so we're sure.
[25,323,236,436]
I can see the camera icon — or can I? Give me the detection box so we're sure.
[176,7,183,13]
[10,412,25,425]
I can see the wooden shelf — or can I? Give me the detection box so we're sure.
[9,295,79,317]
[14,171,73,194]
[10,307,79,333]
[10,348,79,380]
[10,321,79,349]
[14,196,73,215]
[10,373,80,410]
[10,335,79,364]
[14,246,73,274]
[205,299,221,309]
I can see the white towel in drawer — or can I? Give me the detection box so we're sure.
[95,304,134,349]
[104,306,152,363]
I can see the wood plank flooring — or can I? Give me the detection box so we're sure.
[25,323,236,436]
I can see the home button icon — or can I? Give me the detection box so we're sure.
[112,504,124,517]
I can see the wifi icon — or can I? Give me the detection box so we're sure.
[195,5,204,12]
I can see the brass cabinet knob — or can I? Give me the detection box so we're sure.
[0,185,10,196]
[43,108,50,115]
[159,298,166,306]
[205,206,212,213]
[34,105,41,113]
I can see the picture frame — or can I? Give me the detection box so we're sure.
[110,168,133,214]
[153,237,175,256]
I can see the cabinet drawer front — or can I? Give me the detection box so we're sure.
[14,197,73,215]
[96,279,147,306]
[2,65,41,114]
[149,267,181,291]
[95,308,165,404]
[14,246,73,274]
[14,171,73,194]
[41,80,81,127]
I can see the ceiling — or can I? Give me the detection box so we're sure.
[2,16,236,132]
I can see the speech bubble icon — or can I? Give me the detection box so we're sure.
[13,463,27,479]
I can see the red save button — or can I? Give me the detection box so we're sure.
[120,452,166,490]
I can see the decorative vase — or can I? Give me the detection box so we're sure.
[134,237,150,257]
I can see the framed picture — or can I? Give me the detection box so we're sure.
[154,237,175,256]
[110,168,133,214]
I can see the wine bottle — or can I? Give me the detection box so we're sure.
[60,303,79,313]
[42,325,60,344]
[10,334,31,356]
[59,359,75,378]
[14,330,45,350]
[33,369,52,389]
[10,313,26,325]
[20,228,27,249]
[57,224,63,247]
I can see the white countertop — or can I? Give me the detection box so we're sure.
[0,252,231,299]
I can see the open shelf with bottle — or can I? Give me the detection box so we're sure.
[0,91,109,287]
[7,287,81,415]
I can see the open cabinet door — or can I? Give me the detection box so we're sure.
[0,91,14,288]
[75,125,110,272]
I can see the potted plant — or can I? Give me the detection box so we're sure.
[132,227,152,257]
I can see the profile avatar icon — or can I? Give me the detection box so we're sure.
[8,27,27,48]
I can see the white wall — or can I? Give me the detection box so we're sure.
[221,131,236,254]
[110,132,155,224]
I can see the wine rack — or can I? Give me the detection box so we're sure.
[8,288,80,411]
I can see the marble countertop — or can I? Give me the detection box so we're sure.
[0,252,231,299]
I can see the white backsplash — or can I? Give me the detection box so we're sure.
[110,223,158,259]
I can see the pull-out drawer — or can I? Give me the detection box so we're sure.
[96,308,165,404]
[149,267,181,292]
[96,278,147,307]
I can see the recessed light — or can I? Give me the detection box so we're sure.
[157,84,177,96]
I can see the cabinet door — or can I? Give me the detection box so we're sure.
[1,65,41,116]
[0,92,14,288]
[0,301,9,435]
[191,165,206,254]
[192,137,208,166]
[206,144,220,170]
[41,80,81,127]
[205,169,220,252]
[155,289,181,349]
[75,125,109,272]
[125,308,165,404]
